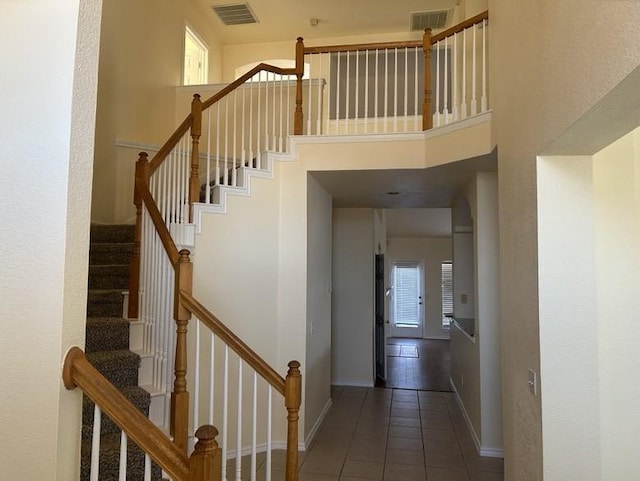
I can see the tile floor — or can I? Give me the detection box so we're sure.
[295,385,503,481]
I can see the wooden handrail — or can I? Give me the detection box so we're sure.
[304,39,422,55]
[179,290,287,395]
[149,115,193,175]
[431,10,488,43]
[135,176,180,267]
[201,63,298,111]
[63,347,190,480]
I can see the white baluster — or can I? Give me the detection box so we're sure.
[364,49,369,134]
[264,73,269,150]
[144,453,151,481]
[435,42,441,127]
[90,405,101,481]
[266,385,272,481]
[224,98,229,186]
[256,74,261,168]
[444,36,449,124]
[235,360,243,481]
[249,81,254,167]
[471,24,478,116]
[232,90,237,187]
[286,70,291,143]
[453,33,458,121]
[461,28,468,119]
[208,331,215,425]
[206,108,211,202]
[404,46,408,132]
[307,65,312,135]
[316,54,322,135]
[272,73,277,150]
[394,47,398,132]
[222,345,229,481]
[481,19,488,112]
[335,51,341,135]
[194,320,201,430]
[279,75,284,151]
[251,372,258,481]
[384,49,388,132]
[414,46,419,130]
[241,84,246,167]
[374,49,379,133]
[355,50,360,133]
[216,102,221,186]
[345,51,350,133]
[118,431,127,481]
[325,53,332,135]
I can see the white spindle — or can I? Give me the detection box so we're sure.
[461,28,468,119]
[355,50,360,132]
[249,81,254,167]
[233,91,237,187]
[481,19,488,112]
[403,47,408,132]
[345,51,350,133]
[471,24,478,116]
[224,98,229,186]
[266,386,272,481]
[393,47,398,132]
[90,405,101,481]
[264,74,269,151]
[364,49,369,134]
[215,102,220,186]
[279,76,284,151]
[235,360,243,481]
[307,65,312,135]
[118,431,127,481]
[383,49,388,132]
[414,46,419,130]
[242,84,246,167]
[256,74,261,169]
[272,73,277,150]
[374,49,379,133]
[222,345,229,481]
[251,372,258,481]
[286,72,291,142]
[208,331,215,424]
[335,52,341,135]
[194,320,201,430]
[453,32,458,121]
[144,454,151,481]
[444,36,449,124]
[206,109,211,202]
[435,42,441,127]
[325,53,332,135]
[316,55,322,135]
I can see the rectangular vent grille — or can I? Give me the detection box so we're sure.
[211,3,258,25]
[410,9,450,31]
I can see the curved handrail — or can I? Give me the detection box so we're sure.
[63,347,190,480]
[431,10,488,43]
[179,290,287,396]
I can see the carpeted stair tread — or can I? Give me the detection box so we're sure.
[90,242,134,265]
[82,386,151,438]
[90,224,135,244]
[80,432,162,481]
[87,350,140,388]
[89,265,130,289]
[86,317,130,353]
[87,289,124,318]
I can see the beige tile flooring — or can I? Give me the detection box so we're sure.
[296,386,504,481]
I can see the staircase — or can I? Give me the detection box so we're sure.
[83,224,160,481]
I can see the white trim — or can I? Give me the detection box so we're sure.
[449,377,503,458]
[304,398,333,449]
[452,318,476,343]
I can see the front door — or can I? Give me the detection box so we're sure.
[390,260,424,338]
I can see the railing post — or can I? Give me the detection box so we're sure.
[294,37,304,135]
[422,28,433,130]
[128,152,149,319]
[284,360,301,481]
[171,249,193,454]
[189,94,202,221]
[189,425,221,481]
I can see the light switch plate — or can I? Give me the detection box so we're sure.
[528,369,537,396]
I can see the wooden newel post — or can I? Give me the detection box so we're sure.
[128,152,149,319]
[189,94,203,221]
[422,28,433,131]
[189,425,222,481]
[294,37,304,135]
[284,360,301,481]
[171,249,193,454]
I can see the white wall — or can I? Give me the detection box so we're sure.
[386,237,452,340]
[452,232,475,318]
[0,0,101,478]
[305,175,333,438]
[331,208,375,386]
[490,1,640,478]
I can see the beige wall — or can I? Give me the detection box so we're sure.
[92,0,223,223]
[491,0,640,478]
[0,0,101,479]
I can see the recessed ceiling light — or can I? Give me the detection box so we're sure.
[386,191,400,196]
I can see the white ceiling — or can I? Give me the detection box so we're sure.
[202,0,460,44]
[309,152,496,209]
[386,208,452,238]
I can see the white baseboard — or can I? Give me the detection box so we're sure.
[449,378,503,458]
[303,398,333,450]
[330,379,375,388]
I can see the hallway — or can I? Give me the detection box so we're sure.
[298,386,504,481]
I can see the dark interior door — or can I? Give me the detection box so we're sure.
[375,254,385,384]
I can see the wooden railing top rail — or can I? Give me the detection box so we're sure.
[135,176,180,267]
[148,115,193,175]
[63,347,190,480]
[302,10,488,54]
[431,10,488,43]
[201,62,300,110]
[180,290,287,396]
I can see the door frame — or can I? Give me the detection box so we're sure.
[389,259,425,339]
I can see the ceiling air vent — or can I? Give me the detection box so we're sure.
[410,9,450,31]
[211,3,258,25]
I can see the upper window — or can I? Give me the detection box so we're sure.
[441,260,453,328]
[183,26,209,86]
